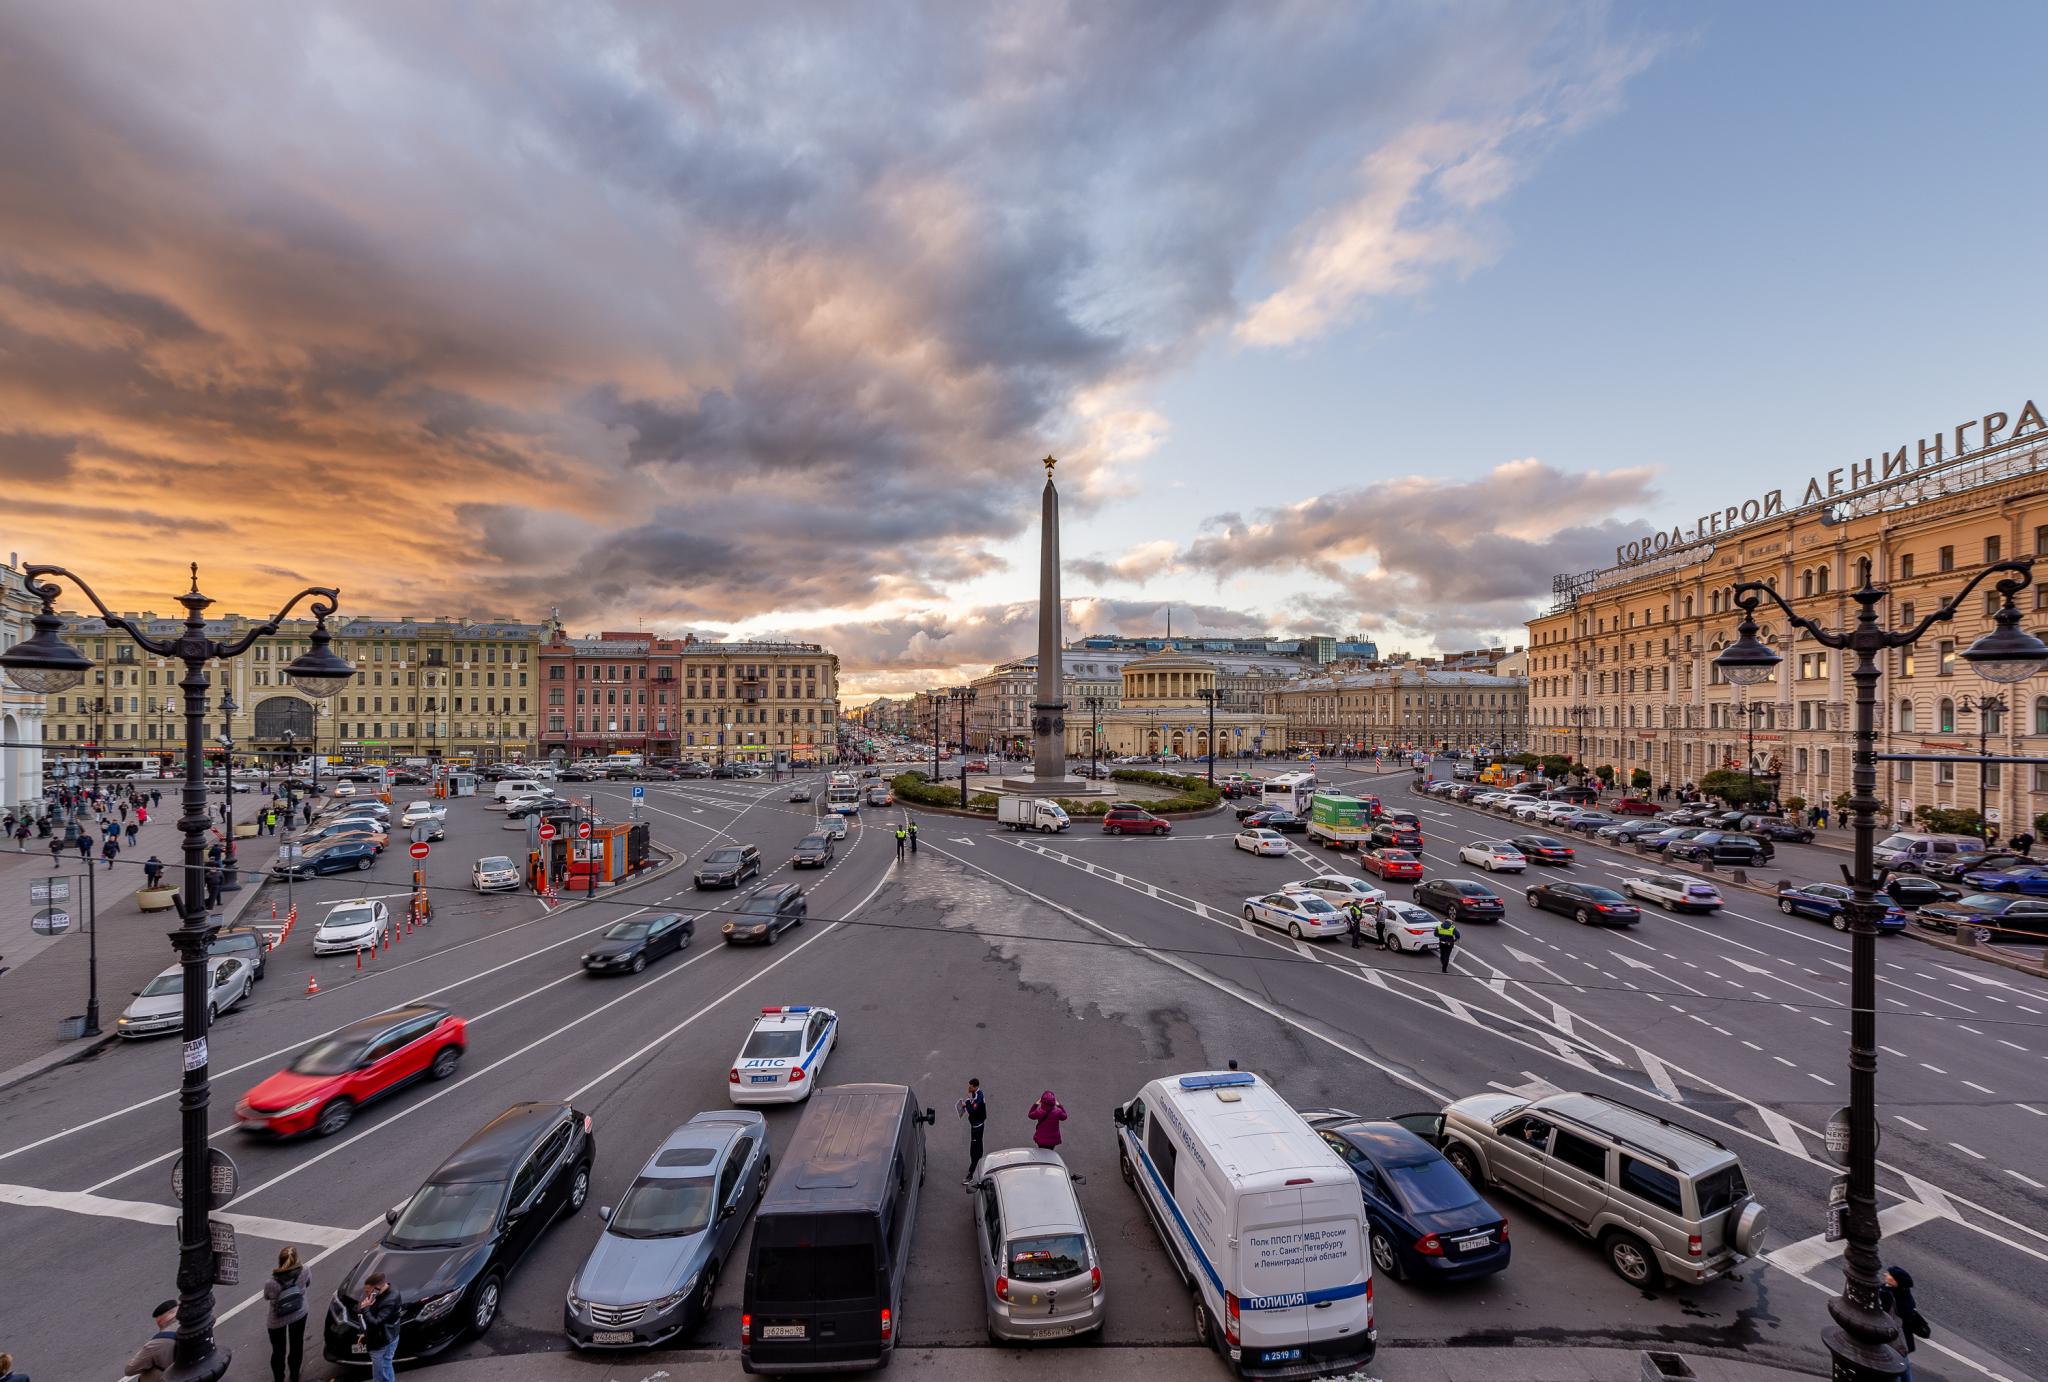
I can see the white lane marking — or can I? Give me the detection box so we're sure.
[0,1181,357,1248]
[2008,1169,2046,1189]
[1952,1143,1987,1160]
[1921,1063,1948,1074]
[1894,1116,1929,1131]
[1998,1039,2028,1051]
[1756,1106,1807,1157]
[1766,1197,1944,1277]
[1638,1048,1682,1102]
[1806,1072,1835,1085]
[1963,1080,1997,1095]
[2017,1104,2046,1117]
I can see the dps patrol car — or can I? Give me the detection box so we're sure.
[727,1005,838,1104]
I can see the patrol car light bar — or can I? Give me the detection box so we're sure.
[1178,1072,1256,1090]
[761,1005,812,1015]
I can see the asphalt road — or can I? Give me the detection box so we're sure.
[0,761,2040,1381]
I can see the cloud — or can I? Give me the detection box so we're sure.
[0,2,1662,668]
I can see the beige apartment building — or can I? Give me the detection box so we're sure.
[1527,408,2048,827]
[1268,668,1528,753]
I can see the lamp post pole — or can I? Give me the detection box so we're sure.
[1085,694,1103,779]
[2,562,352,1382]
[1198,688,1219,784]
[217,693,241,894]
[1961,692,2007,842]
[1717,561,2047,1382]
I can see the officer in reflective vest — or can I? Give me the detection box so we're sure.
[1435,916,1459,973]
[1345,900,1365,949]
[895,825,907,860]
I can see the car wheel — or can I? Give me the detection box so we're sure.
[1288,922,1304,940]
[315,1098,355,1137]
[1120,1148,1136,1187]
[1973,926,1992,944]
[1778,898,1796,915]
[697,1258,719,1318]
[470,1273,502,1336]
[1832,914,1850,932]
[1663,898,1677,912]
[1603,1230,1662,1289]
[568,1161,591,1213]
[1378,928,1395,951]
[1525,890,1540,907]
[1575,908,1591,925]
[1191,1296,1220,1353]
[1444,1143,1481,1184]
[1370,1230,1405,1281]
[631,954,647,973]
[357,856,373,871]
[430,1046,461,1079]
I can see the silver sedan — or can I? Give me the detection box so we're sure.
[971,1147,1105,1342]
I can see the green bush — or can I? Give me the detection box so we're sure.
[1914,805,1983,837]
[1782,795,1806,814]
[1593,764,1616,785]
[891,771,971,809]
[1629,768,1652,790]
[1700,768,1771,807]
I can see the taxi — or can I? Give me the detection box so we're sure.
[727,1004,838,1104]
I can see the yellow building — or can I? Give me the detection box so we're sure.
[1267,668,1527,753]
[1074,652,1287,759]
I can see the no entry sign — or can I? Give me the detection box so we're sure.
[537,822,556,841]
[577,820,592,839]
[409,841,430,860]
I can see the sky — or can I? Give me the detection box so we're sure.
[4,2,2045,701]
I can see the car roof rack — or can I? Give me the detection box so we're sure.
[1542,1091,1729,1165]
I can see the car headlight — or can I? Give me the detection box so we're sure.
[580,954,593,962]
[566,1290,587,1313]
[414,1286,465,1321]
[722,922,734,933]
[649,1282,694,1312]
[279,1097,322,1116]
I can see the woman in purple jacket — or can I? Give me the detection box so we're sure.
[1029,1090,1067,1150]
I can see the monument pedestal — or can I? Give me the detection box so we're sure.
[998,775,1095,796]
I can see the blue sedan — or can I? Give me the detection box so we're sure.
[1301,1111,1509,1283]
[1960,863,2048,895]
[1775,883,1907,932]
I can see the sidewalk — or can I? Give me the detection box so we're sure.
[0,784,297,1087]
[398,1344,1821,1382]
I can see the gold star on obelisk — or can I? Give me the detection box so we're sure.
[1042,455,1058,478]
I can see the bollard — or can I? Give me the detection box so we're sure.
[356,946,364,971]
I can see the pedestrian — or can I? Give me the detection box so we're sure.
[1987,825,2002,849]
[12,822,25,851]
[119,800,130,824]
[0,1347,27,1381]
[76,831,92,862]
[47,834,63,870]
[150,788,161,809]
[1436,915,1459,974]
[356,1272,402,1382]
[956,1077,987,1183]
[123,819,138,848]
[1028,1089,1067,1150]
[264,1244,311,1382]
[2014,831,2035,859]
[204,865,223,910]
[1817,805,1829,830]
[136,804,148,827]
[3,812,14,839]
[124,1300,180,1382]
[1882,1265,1929,1379]
[908,819,918,853]
[894,825,906,860]
[102,834,120,870]
[34,812,49,837]
[144,855,164,888]
[1345,899,1365,949]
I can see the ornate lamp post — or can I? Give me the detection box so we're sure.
[217,693,241,894]
[1,562,351,1382]
[949,687,977,805]
[1084,694,1104,779]
[1197,687,1220,784]
[1565,703,1592,780]
[1959,692,2007,842]
[1714,560,2047,1382]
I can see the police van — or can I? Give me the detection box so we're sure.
[1112,1070,1374,1377]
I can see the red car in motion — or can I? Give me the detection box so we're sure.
[1611,797,1662,816]
[236,1005,466,1138]
[1359,847,1423,881]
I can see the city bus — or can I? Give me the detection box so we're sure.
[47,754,164,781]
[1260,769,1318,815]
[826,773,862,815]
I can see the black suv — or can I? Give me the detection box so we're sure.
[721,883,807,945]
[695,844,762,889]
[1742,816,1815,844]
[1414,879,1504,922]
[1667,831,1772,866]
[1525,880,1641,925]
[1369,822,1424,849]
[207,926,269,982]
[325,1101,595,1364]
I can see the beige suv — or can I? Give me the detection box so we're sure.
[1399,1091,1767,1289]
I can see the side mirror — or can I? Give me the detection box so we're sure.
[385,1205,402,1225]
[597,1205,613,1221]
[1111,1107,1128,1127]
[919,1107,937,1126]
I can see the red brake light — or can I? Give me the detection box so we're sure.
[583,1114,593,1133]
[728,1068,741,1084]
[741,1311,751,1343]
[995,1276,1010,1302]
[1090,1266,1102,1293]
[1224,1292,1241,1346]
[1688,1234,1703,1257]
[1415,1233,1444,1256]
[1499,1218,1509,1240]
[788,1066,805,1082]
[880,1306,893,1339]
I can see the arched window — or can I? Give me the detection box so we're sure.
[1855,556,1873,587]
[1938,698,1955,733]
[1817,566,1831,594]
[1898,699,1916,732]
[1800,570,1814,598]
[1984,700,2005,735]
[2035,695,2048,735]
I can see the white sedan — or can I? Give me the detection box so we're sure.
[1287,875,1387,911]
[729,1004,839,1104]
[1459,841,1527,872]
[1240,891,1349,940]
[400,801,446,828]
[1234,828,1290,857]
[1621,873,1725,913]
[473,855,522,892]
[312,899,391,955]
[1373,899,1442,953]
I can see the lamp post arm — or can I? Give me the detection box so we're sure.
[1887,560,2034,648]
[21,564,181,658]
[215,587,341,659]
[1727,579,1844,651]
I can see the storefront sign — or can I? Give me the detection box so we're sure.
[1612,397,2047,567]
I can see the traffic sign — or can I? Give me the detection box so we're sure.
[31,907,72,936]
[1823,1106,1874,1166]
[409,841,431,860]
[537,822,556,841]
[577,820,592,839]
[632,785,645,800]
[171,1148,239,1206]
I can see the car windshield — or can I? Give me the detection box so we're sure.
[1380,850,1414,862]
[388,1180,505,1247]
[291,1038,369,1075]
[608,1174,714,1238]
[1386,1158,1481,1214]
[706,849,745,866]
[478,857,514,871]
[322,908,374,930]
[602,922,650,940]
[1453,884,1493,896]
[209,933,255,952]
[1954,896,2009,913]
[738,895,784,916]
[140,972,183,997]
[742,1028,804,1059]
[1525,836,1562,847]
[798,836,828,850]
[1007,1233,1089,1281]
[1584,888,1628,903]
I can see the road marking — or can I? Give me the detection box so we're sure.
[2017,1104,2046,1117]
[1766,1197,1944,1277]
[1638,1048,1682,1101]
[1921,1063,1948,1074]
[1880,1045,1910,1057]
[0,1181,357,1248]
[2008,1169,2045,1189]
[1756,1106,1806,1157]
[1894,1116,1929,1131]
[1963,1080,1997,1095]
[1998,1039,2028,1051]
[1952,1143,1987,1160]
[1806,1072,1834,1085]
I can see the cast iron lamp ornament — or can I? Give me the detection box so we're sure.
[1715,559,2047,1382]
[0,561,351,1382]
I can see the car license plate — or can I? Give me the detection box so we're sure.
[1261,1347,1303,1362]
[750,1074,778,1083]
[1456,1234,1491,1252]
[762,1323,806,1339]
[350,1340,367,1354]
[592,1330,634,1344]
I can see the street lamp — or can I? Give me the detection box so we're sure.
[217,692,241,894]
[1959,692,2008,842]
[1715,559,2048,1382]
[1,561,350,1382]
[1731,696,1763,807]
[949,687,976,806]
[1084,693,1104,780]
[1196,687,1220,784]
[1565,704,1592,780]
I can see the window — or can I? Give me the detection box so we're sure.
[1937,760,1955,785]
[1855,556,1873,586]
[2036,696,2048,735]
[1987,535,2003,563]
[1938,641,1955,677]
[1817,566,1830,594]
[1938,545,1954,572]
[1145,1119,1178,1194]
[1984,701,2005,735]
[1898,700,1915,732]
[2037,525,2048,558]
[1620,1156,1684,1215]
[1899,554,1915,580]
[1549,1129,1609,1179]
[1939,698,1955,733]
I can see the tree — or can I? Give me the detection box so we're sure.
[1630,768,1652,790]
[1783,795,1806,814]
[1834,791,1854,817]
[2033,811,2048,839]
[1700,768,1771,807]
[1539,754,1573,780]
[1593,764,1616,786]
[1915,805,1983,837]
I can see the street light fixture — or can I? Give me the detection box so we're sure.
[1,561,350,1382]
[1715,559,2048,1382]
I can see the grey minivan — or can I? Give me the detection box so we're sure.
[969,1147,1105,1343]
[566,1111,769,1349]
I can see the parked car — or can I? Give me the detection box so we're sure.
[582,913,695,974]
[1883,874,1959,907]
[1359,847,1423,881]
[1397,1091,1765,1288]
[1742,816,1815,844]
[1960,862,2048,895]
[207,925,269,981]
[1507,833,1575,865]
[1102,806,1171,836]
[1923,850,2023,881]
[1641,827,1706,855]
[1241,890,1349,940]
[1774,883,1907,933]
[1611,797,1662,816]
[313,899,392,955]
[120,956,253,1037]
[1874,831,1987,876]
[1620,874,1723,913]
[473,855,522,892]
[1369,822,1425,849]
[237,1005,466,1137]
[564,1111,768,1350]
[1666,831,1772,866]
[721,883,807,945]
[1596,819,1665,845]
[1562,813,1620,836]
[1657,809,1712,827]
[1914,893,2048,940]
[1524,881,1640,926]
[289,820,389,852]
[1245,809,1308,834]
[695,844,762,889]
[1288,875,1387,911]
[970,1147,1107,1342]
[505,794,565,820]
[325,1101,595,1364]
[792,834,835,868]
[1300,1111,1509,1283]
[1414,879,1505,923]
[274,837,382,877]
[1459,841,1526,872]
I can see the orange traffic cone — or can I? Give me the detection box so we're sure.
[382,927,391,954]
[355,946,363,971]
[304,974,319,997]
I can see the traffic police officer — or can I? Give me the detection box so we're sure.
[895,824,907,860]
[1345,899,1365,949]
[1435,915,1459,973]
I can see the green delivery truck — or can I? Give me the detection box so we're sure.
[1308,792,1375,850]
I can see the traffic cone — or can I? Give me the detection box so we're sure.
[304,974,319,997]
[382,927,391,953]
[355,946,363,971]
[270,901,278,922]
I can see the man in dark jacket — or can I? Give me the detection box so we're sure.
[358,1273,402,1382]
[1882,1265,1926,1380]
[124,1300,179,1382]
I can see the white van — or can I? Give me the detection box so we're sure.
[1112,1070,1374,1377]
[492,779,548,809]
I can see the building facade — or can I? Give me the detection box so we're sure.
[968,647,1307,751]
[1,556,47,810]
[1268,669,1528,754]
[1072,653,1288,758]
[1527,414,2048,826]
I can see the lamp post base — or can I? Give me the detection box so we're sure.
[164,1343,233,1382]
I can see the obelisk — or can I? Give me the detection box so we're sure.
[1009,456,1085,792]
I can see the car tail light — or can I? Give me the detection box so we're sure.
[788,1066,805,1082]
[880,1306,893,1340]
[1689,1234,1703,1256]
[728,1068,741,1084]
[995,1276,1010,1302]
[1090,1266,1102,1294]
[582,1114,593,1133]
[1224,1292,1241,1346]
[1415,1232,1444,1256]
[1499,1218,1509,1240]
[741,1312,751,1343]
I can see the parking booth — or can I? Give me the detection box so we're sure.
[444,771,477,798]
[558,821,633,890]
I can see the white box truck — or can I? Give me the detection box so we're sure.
[1113,1070,1375,1377]
[997,796,1070,832]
